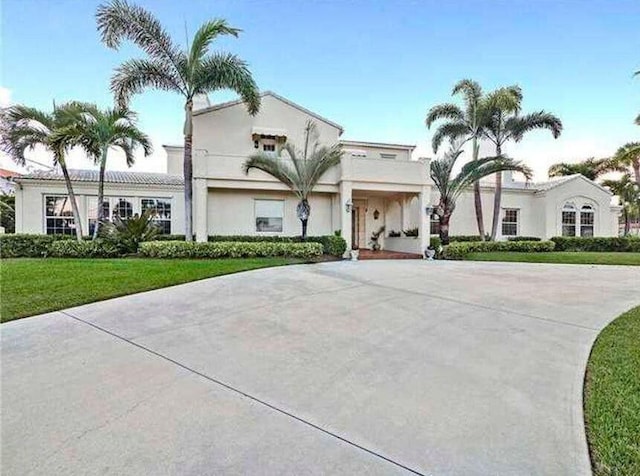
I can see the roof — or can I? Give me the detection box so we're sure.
[193,90,345,134]
[486,173,612,195]
[0,168,20,178]
[16,169,184,186]
[340,139,416,151]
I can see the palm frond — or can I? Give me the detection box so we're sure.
[111,58,185,106]
[636,113,640,126]
[507,111,562,142]
[0,105,55,165]
[188,19,240,68]
[425,103,464,128]
[194,53,260,114]
[243,154,299,192]
[431,122,468,153]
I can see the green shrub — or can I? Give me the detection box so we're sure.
[551,236,640,252]
[207,234,346,256]
[101,209,160,253]
[507,236,542,242]
[152,234,187,241]
[49,239,121,258]
[403,227,419,237]
[139,241,323,259]
[0,234,74,258]
[442,240,555,260]
[449,235,483,242]
[430,236,442,249]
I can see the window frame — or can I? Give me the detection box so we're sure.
[255,199,284,233]
[580,204,595,237]
[561,202,577,237]
[141,197,172,234]
[501,208,519,237]
[43,195,77,235]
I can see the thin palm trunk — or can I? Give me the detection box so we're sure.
[183,100,194,242]
[439,213,451,246]
[623,209,630,235]
[490,144,503,240]
[93,147,109,239]
[471,138,485,239]
[633,162,640,188]
[59,160,83,241]
[301,219,308,240]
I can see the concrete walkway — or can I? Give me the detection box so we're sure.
[2,260,639,475]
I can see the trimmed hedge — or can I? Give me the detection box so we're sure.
[0,234,75,258]
[49,239,121,258]
[442,240,555,260]
[207,235,346,256]
[139,241,323,259]
[508,236,542,242]
[551,236,640,252]
[449,235,483,242]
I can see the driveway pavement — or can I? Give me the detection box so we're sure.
[2,260,639,475]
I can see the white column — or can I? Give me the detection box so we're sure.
[339,180,352,257]
[194,178,208,242]
[418,186,429,256]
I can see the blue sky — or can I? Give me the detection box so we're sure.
[1,0,639,179]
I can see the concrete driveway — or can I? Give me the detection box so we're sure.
[2,261,639,475]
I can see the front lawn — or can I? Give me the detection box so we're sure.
[584,306,640,475]
[463,251,640,266]
[0,258,301,322]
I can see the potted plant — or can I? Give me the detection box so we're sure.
[350,244,359,261]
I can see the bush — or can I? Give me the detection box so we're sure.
[442,240,555,260]
[49,239,121,258]
[551,236,640,252]
[139,241,324,259]
[403,228,419,237]
[508,236,542,242]
[0,234,75,258]
[207,234,346,256]
[100,210,160,253]
[430,236,442,249]
[449,235,483,242]
[152,234,187,241]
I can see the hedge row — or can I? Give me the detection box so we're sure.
[550,236,640,252]
[442,240,555,260]
[507,236,542,242]
[139,241,323,259]
[0,234,75,258]
[49,239,121,258]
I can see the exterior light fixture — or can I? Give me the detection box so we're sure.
[345,199,353,213]
[425,205,433,216]
[373,209,380,220]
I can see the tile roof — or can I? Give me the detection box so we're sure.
[16,169,184,186]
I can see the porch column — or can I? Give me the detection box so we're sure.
[400,195,409,232]
[418,186,429,255]
[194,178,208,242]
[339,180,352,257]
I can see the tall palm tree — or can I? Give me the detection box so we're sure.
[96,0,260,241]
[611,142,640,186]
[0,103,87,240]
[64,104,152,238]
[243,121,342,239]
[482,86,562,240]
[548,157,624,181]
[430,144,532,245]
[426,79,489,238]
[602,174,640,235]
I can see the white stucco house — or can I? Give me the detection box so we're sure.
[13,91,620,253]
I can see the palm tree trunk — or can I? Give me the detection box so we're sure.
[439,213,450,246]
[490,144,503,240]
[59,158,83,241]
[183,99,194,242]
[633,160,640,188]
[93,147,108,240]
[623,208,630,235]
[301,219,308,240]
[471,138,485,239]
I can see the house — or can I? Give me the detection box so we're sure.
[0,168,19,195]
[13,91,620,252]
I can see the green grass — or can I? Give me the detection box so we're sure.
[584,306,640,475]
[0,258,301,323]
[463,251,640,266]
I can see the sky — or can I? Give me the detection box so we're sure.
[1,0,639,180]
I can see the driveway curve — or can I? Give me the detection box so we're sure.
[2,260,639,475]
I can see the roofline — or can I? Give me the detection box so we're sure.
[340,139,416,151]
[193,91,345,135]
[536,174,613,196]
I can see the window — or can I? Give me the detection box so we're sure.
[44,196,76,235]
[501,208,519,236]
[255,199,283,232]
[562,202,577,236]
[430,213,440,235]
[113,198,134,219]
[261,138,277,153]
[87,197,110,236]
[380,153,397,160]
[580,205,594,237]
[141,198,172,234]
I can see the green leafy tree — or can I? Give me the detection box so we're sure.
[602,174,640,235]
[63,104,152,238]
[96,0,260,241]
[0,103,89,240]
[0,194,15,233]
[611,142,640,187]
[548,157,624,181]
[243,121,342,239]
[482,86,562,240]
[430,143,532,245]
[426,79,489,239]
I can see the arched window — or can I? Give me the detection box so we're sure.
[580,205,595,237]
[561,202,577,236]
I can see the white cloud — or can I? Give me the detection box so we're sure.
[0,86,11,107]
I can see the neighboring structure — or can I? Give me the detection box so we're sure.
[0,168,19,195]
[14,91,620,252]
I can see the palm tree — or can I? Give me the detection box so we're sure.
[0,103,87,240]
[482,86,562,240]
[426,79,488,238]
[602,174,640,235]
[96,0,260,241]
[243,121,342,239]
[430,143,532,245]
[548,157,624,181]
[611,142,640,186]
[64,104,152,238]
